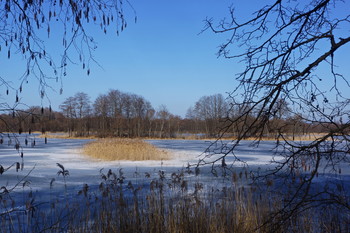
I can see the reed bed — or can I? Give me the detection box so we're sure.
[83,138,170,161]
[1,167,348,233]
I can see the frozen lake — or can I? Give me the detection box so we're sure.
[1,135,350,232]
[1,136,349,193]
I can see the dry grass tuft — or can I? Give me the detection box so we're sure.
[83,138,170,161]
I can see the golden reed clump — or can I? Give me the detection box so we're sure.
[83,138,169,161]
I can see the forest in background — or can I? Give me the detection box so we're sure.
[0,89,333,139]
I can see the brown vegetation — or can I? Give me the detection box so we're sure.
[83,138,170,161]
[228,133,329,141]
[40,132,96,140]
[1,168,347,232]
[1,89,335,141]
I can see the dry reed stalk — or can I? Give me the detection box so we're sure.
[228,133,329,141]
[83,138,170,161]
[38,133,97,139]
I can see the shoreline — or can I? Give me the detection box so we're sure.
[36,132,329,142]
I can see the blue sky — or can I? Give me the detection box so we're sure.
[1,0,240,117]
[1,0,349,117]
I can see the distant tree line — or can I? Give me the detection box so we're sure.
[0,90,333,139]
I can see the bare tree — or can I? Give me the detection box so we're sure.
[201,0,350,230]
[130,94,153,137]
[146,107,156,137]
[75,92,91,119]
[59,92,91,136]
[0,0,134,98]
[106,89,127,136]
[0,0,134,176]
[92,89,155,137]
[60,92,91,119]
[93,94,110,136]
[189,94,229,137]
[156,105,170,138]
[0,0,134,136]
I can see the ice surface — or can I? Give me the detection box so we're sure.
[0,137,281,191]
[1,136,347,192]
